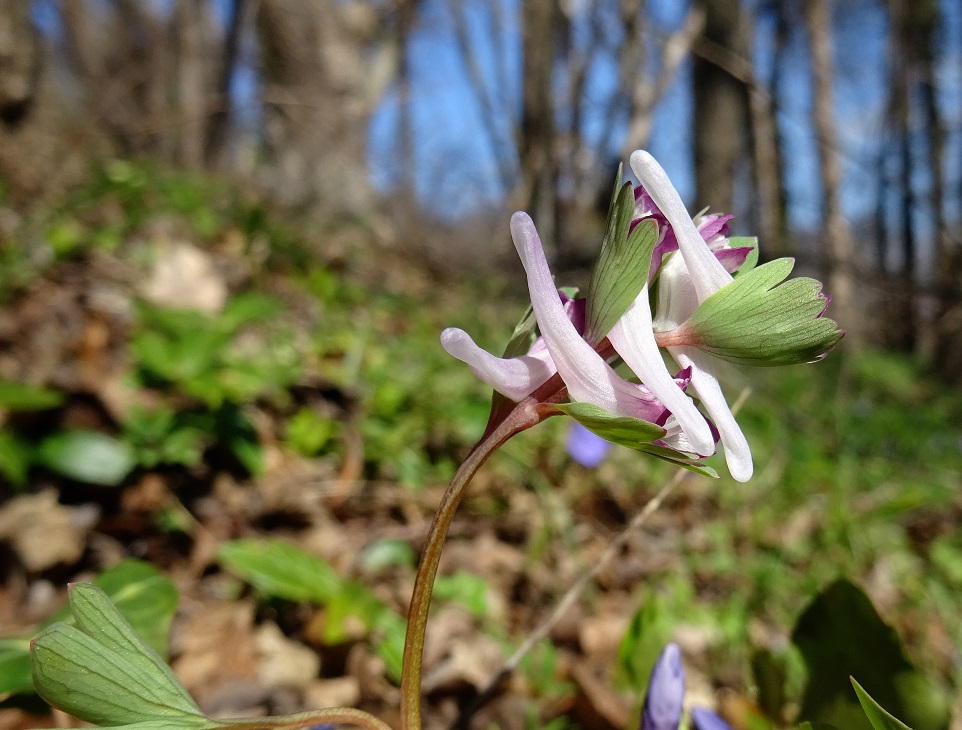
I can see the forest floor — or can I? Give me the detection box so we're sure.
[1,163,961,730]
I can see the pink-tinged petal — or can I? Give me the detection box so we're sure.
[630,151,733,302]
[714,246,753,274]
[510,212,667,423]
[608,289,715,455]
[440,327,555,402]
[696,213,734,241]
[670,346,753,482]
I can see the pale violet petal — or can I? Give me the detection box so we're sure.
[440,327,555,401]
[608,289,714,455]
[510,212,666,423]
[630,151,733,302]
[670,346,752,482]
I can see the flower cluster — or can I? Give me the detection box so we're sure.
[442,151,842,481]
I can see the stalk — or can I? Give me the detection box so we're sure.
[398,398,547,730]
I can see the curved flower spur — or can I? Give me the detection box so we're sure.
[441,151,843,481]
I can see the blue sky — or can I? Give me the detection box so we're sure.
[31,0,961,258]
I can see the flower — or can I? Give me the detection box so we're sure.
[442,212,709,459]
[630,151,753,482]
[641,644,686,730]
[566,422,612,467]
[441,151,841,481]
[640,643,733,730]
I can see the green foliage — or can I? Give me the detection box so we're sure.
[432,570,489,617]
[216,538,406,681]
[0,381,65,411]
[122,407,207,469]
[132,294,296,408]
[791,579,949,730]
[284,407,339,457]
[1,561,176,699]
[615,593,673,695]
[35,430,136,486]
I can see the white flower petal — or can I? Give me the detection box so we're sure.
[670,347,753,482]
[630,151,733,302]
[440,327,554,402]
[510,212,666,422]
[608,289,715,455]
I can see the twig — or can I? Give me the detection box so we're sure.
[450,388,751,730]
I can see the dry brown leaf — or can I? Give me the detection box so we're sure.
[0,490,97,571]
[254,621,321,690]
[170,600,257,704]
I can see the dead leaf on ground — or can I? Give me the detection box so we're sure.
[170,599,257,706]
[0,490,98,572]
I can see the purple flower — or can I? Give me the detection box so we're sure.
[639,644,734,730]
[443,213,691,431]
[641,644,686,730]
[566,422,613,467]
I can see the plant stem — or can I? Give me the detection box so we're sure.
[224,706,395,730]
[398,399,544,730]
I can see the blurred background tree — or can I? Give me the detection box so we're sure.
[1,0,961,379]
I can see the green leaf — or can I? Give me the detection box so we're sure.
[217,539,342,603]
[0,429,31,488]
[0,381,64,411]
[852,679,914,730]
[361,538,417,572]
[0,561,176,700]
[35,430,136,486]
[31,585,203,727]
[0,637,34,696]
[615,593,672,693]
[797,724,844,730]
[88,561,179,658]
[554,401,665,445]
[554,402,718,477]
[585,169,659,344]
[792,579,949,730]
[684,258,843,367]
[433,570,489,617]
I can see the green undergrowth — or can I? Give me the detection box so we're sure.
[1,161,960,725]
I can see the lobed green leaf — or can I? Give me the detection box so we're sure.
[686,258,843,367]
[31,585,202,726]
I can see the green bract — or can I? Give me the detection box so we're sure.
[684,258,843,367]
[554,402,718,477]
[584,167,659,345]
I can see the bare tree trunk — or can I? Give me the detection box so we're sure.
[519,0,560,260]
[205,0,248,166]
[0,0,40,126]
[256,0,390,209]
[173,0,208,169]
[692,0,750,213]
[747,6,788,260]
[803,0,859,342]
